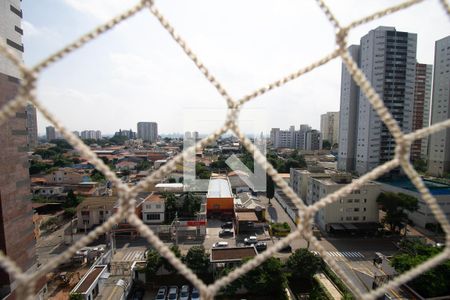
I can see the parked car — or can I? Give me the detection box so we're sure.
[244,236,258,245]
[219,229,234,237]
[255,241,267,251]
[167,286,178,300]
[221,221,233,229]
[278,244,292,252]
[191,287,200,300]
[179,285,190,300]
[155,286,167,300]
[213,241,229,248]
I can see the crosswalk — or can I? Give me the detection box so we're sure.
[312,251,365,261]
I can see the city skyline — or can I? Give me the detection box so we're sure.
[22,0,449,135]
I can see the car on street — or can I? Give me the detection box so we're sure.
[213,241,229,248]
[244,236,258,245]
[191,287,200,300]
[179,285,190,300]
[155,286,167,300]
[219,229,234,237]
[221,221,233,229]
[278,244,292,253]
[167,286,178,300]
[255,241,267,251]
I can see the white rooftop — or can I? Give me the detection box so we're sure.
[207,178,232,198]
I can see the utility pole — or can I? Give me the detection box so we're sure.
[174,212,179,246]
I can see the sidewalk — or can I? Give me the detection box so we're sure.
[314,273,342,300]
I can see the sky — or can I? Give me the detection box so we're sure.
[21,0,449,136]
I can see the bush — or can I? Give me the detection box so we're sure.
[271,222,291,237]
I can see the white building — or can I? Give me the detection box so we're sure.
[270,125,318,150]
[142,193,165,224]
[320,112,339,146]
[290,166,336,202]
[80,130,102,140]
[356,27,416,175]
[338,45,360,172]
[306,174,381,232]
[428,36,450,176]
[137,122,158,143]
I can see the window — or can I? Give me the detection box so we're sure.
[155,204,161,209]
[346,216,352,221]
[353,216,359,221]
[146,213,160,220]
[362,216,366,221]
[354,199,360,203]
[354,208,360,212]
[347,199,353,203]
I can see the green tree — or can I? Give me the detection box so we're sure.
[69,293,83,300]
[322,140,331,150]
[266,174,275,200]
[137,160,151,171]
[64,190,82,208]
[240,257,287,298]
[286,249,322,283]
[391,240,450,297]
[184,246,209,275]
[195,162,211,179]
[168,177,177,183]
[181,192,201,217]
[29,160,53,174]
[413,158,427,173]
[161,245,182,274]
[144,249,162,280]
[164,193,178,222]
[377,192,418,233]
[91,169,106,182]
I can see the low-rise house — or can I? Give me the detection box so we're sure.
[76,197,117,231]
[210,247,257,276]
[115,160,138,171]
[142,193,165,224]
[71,265,108,300]
[32,185,65,198]
[45,168,88,184]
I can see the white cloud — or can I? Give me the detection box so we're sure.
[63,0,140,21]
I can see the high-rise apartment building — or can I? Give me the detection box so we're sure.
[80,130,101,140]
[338,45,360,172]
[0,1,40,297]
[320,112,339,146]
[25,104,37,149]
[270,125,319,150]
[338,27,417,175]
[428,36,450,176]
[46,125,56,141]
[137,122,158,143]
[411,63,433,162]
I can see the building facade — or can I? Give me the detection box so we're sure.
[0,0,40,297]
[428,36,450,176]
[411,63,433,162]
[137,122,158,143]
[307,174,380,232]
[80,130,101,140]
[338,45,360,172]
[320,112,339,146]
[270,125,320,150]
[25,104,37,149]
[46,125,56,141]
[142,193,165,224]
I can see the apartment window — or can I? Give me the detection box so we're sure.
[363,207,367,212]
[354,208,360,212]
[155,204,161,209]
[15,26,23,35]
[354,199,360,203]
[146,213,160,221]
[10,5,23,18]
[346,216,352,221]
[362,216,366,221]
[347,199,353,203]
[353,216,359,221]
[363,199,367,203]
[146,204,152,209]
[6,39,24,52]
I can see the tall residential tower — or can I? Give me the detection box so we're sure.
[137,122,158,143]
[0,0,40,297]
[428,36,450,176]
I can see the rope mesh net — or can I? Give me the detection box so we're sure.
[0,0,449,299]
